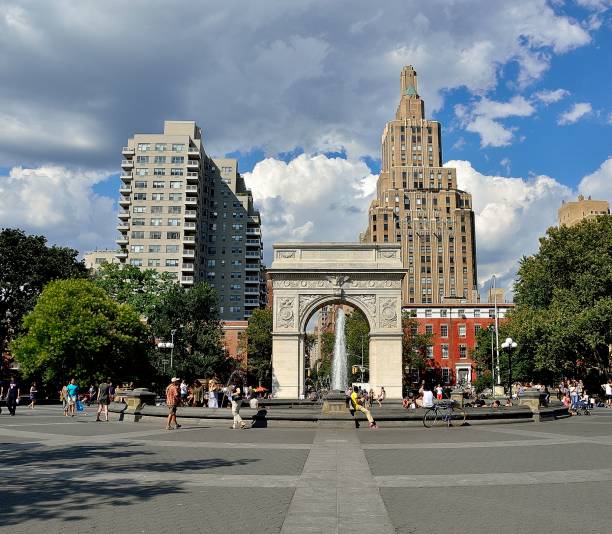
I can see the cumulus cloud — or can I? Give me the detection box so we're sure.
[0,0,593,168]
[447,160,573,295]
[558,102,593,125]
[533,88,570,104]
[456,96,535,147]
[578,157,612,200]
[244,154,377,260]
[0,166,117,253]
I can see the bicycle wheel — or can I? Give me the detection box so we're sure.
[423,408,438,428]
[449,407,467,426]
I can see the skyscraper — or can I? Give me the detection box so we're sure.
[558,194,610,227]
[360,66,478,304]
[116,120,265,320]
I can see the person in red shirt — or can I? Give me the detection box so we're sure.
[165,377,182,430]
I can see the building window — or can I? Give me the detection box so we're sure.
[441,368,451,384]
[131,231,144,239]
[132,218,145,226]
[169,193,182,201]
[134,181,147,189]
[154,156,166,164]
[171,168,184,176]
[129,259,143,267]
[474,324,482,336]
[168,206,181,214]
[230,284,241,290]
[172,144,185,151]
[134,193,147,200]
[152,181,165,188]
[148,259,160,267]
[135,168,148,176]
[133,206,146,213]
[426,346,434,359]
[148,245,161,253]
[167,218,181,226]
[171,156,184,164]
[170,181,182,189]
[154,168,165,176]
[165,259,179,267]
[166,232,180,239]
[150,206,163,214]
[155,143,166,151]
[166,245,179,252]
[137,143,151,151]
[474,309,480,318]
[136,156,149,163]
[425,309,432,318]
[440,309,447,317]
[459,345,467,359]
[441,344,449,359]
[425,324,433,335]
[151,193,163,201]
[458,324,466,337]
[130,245,144,253]
[440,324,448,337]
[149,231,162,239]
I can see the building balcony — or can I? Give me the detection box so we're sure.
[244,299,260,306]
[117,223,130,231]
[182,235,195,244]
[115,250,128,259]
[184,221,196,230]
[246,228,261,236]
[245,264,260,271]
[118,196,131,207]
[184,210,197,219]
[188,147,200,158]
[120,173,133,182]
[245,276,260,283]
[121,160,134,169]
[119,185,132,193]
[181,276,194,285]
[116,235,129,245]
[187,160,199,169]
[122,147,135,156]
[246,238,261,246]
[245,288,259,295]
[186,184,198,193]
[185,198,197,206]
[186,172,199,182]
[181,263,194,271]
[118,210,130,219]
[245,251,261,258]
[182,249,195,258]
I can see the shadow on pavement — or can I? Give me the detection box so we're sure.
[0,441,259,527]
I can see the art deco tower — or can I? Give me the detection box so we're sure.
[360,66,478,304]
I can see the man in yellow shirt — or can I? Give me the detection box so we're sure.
[350,386,378,429]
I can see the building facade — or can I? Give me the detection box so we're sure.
[83,249,120,270]
[558,195,610,227]
[116,121,265,320]
[406,302,513,387]
[360,66,478,305]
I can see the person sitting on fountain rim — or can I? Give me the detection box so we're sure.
[350,386,378,429]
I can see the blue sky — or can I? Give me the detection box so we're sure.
[0,0,610,295]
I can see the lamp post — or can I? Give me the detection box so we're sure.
[501,337,517,399]
[157,326,182,371]
[488,325,495,393]
[492,275,501,388]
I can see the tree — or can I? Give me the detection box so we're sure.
[503,216,612,381]
[0,228,87,356]
[345,308,370,381]
[91,263,176,319]
[11,279,149,385]
[243,308,273,387]
[402,311,433,387]
[148,282,229,381]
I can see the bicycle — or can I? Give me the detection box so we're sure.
[423,400,467,428]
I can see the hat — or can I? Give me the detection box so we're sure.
[171,377,180,382]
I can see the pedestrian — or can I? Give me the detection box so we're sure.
[165,377,181,430]
[5,377,20,416]
[180,379,189,403]
[27,382,38,409]
[377,386,386,408]
[435,384,443,401]
[350,385,378,429]
[87,384,96,406]
[208,380,219,408]
[229,384,247,429]
[602,380,612,408]
[96,378,112,422]
[66,378,79,417]
[60,383,69,416]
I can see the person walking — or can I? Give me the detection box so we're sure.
[435,384,443,401]
[66,378,79,417]
[602,380,612,408]
[350,385,378,429]
[5,378,20,416]
[87,384,96,406]
[96,378,112,422]
[165,377,181,430]
[60,383,69,416]
[229,384,247,429]
[377,386,386,408]
[208,380,219,408]
[28,382,38,409]
[180,379,189,403]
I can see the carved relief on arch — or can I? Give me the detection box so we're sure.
[351,294,376,319]
[276,297,296,329]
[379,297,398,328]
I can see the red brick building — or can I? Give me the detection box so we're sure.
[405,302,513,387]
[221,320,248,366]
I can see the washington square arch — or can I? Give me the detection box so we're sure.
[268,243,405,400]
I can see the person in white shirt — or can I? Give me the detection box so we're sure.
[416,385,434,408]
[602,380,612,407]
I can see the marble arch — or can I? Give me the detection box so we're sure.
[268,243,404,399]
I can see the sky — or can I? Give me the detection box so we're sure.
[0,0,611,297]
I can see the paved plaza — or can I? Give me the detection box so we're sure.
[1,407,612,533]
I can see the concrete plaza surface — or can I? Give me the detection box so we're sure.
[1,406,612,533]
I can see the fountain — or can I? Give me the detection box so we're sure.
[322,307,350,415]
[331,308,348,391]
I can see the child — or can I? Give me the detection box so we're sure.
[435,384,443,401]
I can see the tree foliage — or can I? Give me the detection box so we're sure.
[11,279,149,384]
[402,312,433,385]
[92,263,176,320]
[0,228,87,354]
[148,282,229,381]
[243,308,273,386]
[503,216,612,381]
[345,308,370,381]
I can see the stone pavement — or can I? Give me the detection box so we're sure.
[1,405,612,533]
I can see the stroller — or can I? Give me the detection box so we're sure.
[572,397,591,416]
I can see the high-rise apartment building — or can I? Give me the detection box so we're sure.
[116,120,265,320]
[558,195,610,227]
[360,66,478,304]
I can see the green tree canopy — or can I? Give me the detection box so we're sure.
[91,263,176,319]
[0,228,87,354]
[148,282,229,381]
[243,308,273,386]
[345,308,370,381]
[11,279,150,384]
[402,311,433,386]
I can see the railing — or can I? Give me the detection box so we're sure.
[246,239,261,245]
[120,173,132,180]
[182,235,195,243]
[121,160,133,166]
[122,146,134,153]
[182,263,194,270]
[184,210,196,217]
[117,223,130,230]
[119,186,132,193]
[184,222,196,229]
[181,276,194,283]
[182,250,195,257]
[244,299,260,305]
[246,228,260,235]
[187,160,199,166]
[186,172,199,178]
[245,276,260,282]
[186,185,198,192]
[245,251,261,258]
